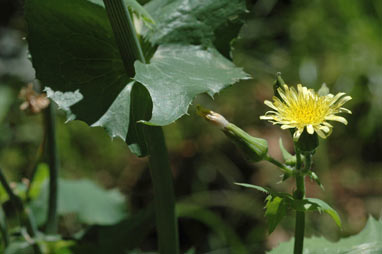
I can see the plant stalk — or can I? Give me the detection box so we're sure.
[293,146,305,254]
[265,155,293,175]
[44,103,59,234]
[103,1,179,253]
[143,126,179,254]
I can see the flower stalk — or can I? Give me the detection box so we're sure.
[293,146,305,254]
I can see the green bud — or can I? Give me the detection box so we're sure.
[295,131,319,153]
[224,123,268,162]
[197,105,268,162]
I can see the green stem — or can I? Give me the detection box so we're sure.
[293,146,305,254]
[143,126,179,254]
[103,0,145,74]
[265,155,293,175]
[44,104,59,234]
[103,1,179,253]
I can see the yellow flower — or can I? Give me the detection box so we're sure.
[260,84,352,140]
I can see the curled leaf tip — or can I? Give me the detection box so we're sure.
[196,105,229,129]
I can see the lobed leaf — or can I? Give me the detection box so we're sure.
[26,0,249,156]
[134,44,249,126]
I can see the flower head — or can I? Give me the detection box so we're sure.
[260,84,352,140]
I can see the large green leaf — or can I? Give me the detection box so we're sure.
[134,44,249,125]
[31,179,127,225]
[143,0,247,57]
[269,216,382,254]
[25,0,129,125]
[26,0,249,154]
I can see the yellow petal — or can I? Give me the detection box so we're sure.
[325,115,348,125]
[315,128,327,139]
[307,124,314,134]
[264,100,279,111]
[293,128,303,140]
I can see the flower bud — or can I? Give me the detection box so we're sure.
[197,105,268,161]
[223,123,268,162]
[196,105,229,129]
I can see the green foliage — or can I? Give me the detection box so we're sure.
[304,198,341,228]
[5,241,34,254]
[143,0,247,56]
[26,0,249,156]
[235,183,341,233]
[28,163,49,200]
[5,236,74,254]
[235,183,292,233]
[25,0,128,125]
[269,217,382,254]
[135,45,248,126]
[31,179,127,226]
[264,196,287,234]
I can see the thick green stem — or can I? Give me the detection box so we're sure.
[293,146,305,254]
[143,126,179,254]
[103,1,179,253]
[294,210,305,254]
[103,0,145,74]
[44,104,59,234]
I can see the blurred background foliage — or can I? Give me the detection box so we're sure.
[0,0,381,253]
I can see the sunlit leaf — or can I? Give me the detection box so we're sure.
[31,179,127,226]
[134,45,249,125]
